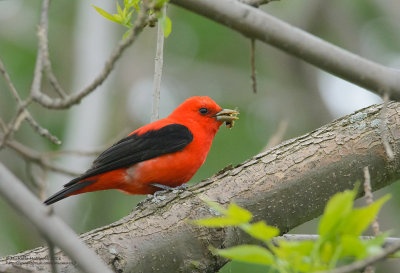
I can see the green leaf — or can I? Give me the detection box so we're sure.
[341,195,390,236]
[340,235,367,259]
[202,200,227,215]
[241,221,279,242]
[117,1,123,15]
[112,14,123,24]
[91,4,120,23]
[215,245,275,266]
[274,240,315,272]
[155,0,169,9]
[159,15,172,37]
[226,203,252,223]
[192,202,251,227]
[318,189,357,236]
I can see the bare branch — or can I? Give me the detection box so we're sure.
[171,0,400,100]
[32,2,151,109]
[151,5,166,122]
[363,166,379,273]
[46,240,58,273]
[379,93,394,160]
[363,166,380,235]
[0,56,60,147]
[278,234,400,247]
[0,163,113,273]
[0,59,23,104]
[250,39,257,93]
[4,138,80,177]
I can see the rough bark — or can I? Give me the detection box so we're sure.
[1,102,400,273]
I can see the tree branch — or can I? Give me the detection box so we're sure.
[170,0,400,100]
[1,101,400,272]
[31,1,151,109]
[0,164,113,273]
[151,5,166,122]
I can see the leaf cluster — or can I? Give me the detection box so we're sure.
[92,0,172,38]
[193,188,390,273]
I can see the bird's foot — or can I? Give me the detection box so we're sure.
[150,183,188,194]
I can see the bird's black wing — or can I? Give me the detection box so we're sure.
[64,123,193,187]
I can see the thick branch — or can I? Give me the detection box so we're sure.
[0,164,112,273]
[170,0,400,99]
[1,102,400,272]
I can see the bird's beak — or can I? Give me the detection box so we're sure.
[215,108,239,128]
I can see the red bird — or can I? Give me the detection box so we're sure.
[44,96,238,205]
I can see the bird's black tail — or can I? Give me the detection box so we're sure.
[44,180,96,205]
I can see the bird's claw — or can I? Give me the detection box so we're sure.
[150,183,188,194]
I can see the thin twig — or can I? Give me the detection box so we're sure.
[250,39,257,94]
[318,240,400,273]
[363,166,380,235]
[40,28,67,99]
[46,239,58,273]
[277,235,400,246]
[0,56,60,147]
[379,93,394,160]
[151,5,166,122]
[30,0,48,99]
[363,166,379,273]
[0,59,23,104]
[32,2,151,109]
[4,138,80,176]
[24,116,61,145]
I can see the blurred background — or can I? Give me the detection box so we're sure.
[0,0,399,272]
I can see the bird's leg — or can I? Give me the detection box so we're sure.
[150,183,188,192]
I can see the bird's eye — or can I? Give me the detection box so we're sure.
[199,107,208,114]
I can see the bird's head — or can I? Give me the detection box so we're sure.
[169,96,239,132]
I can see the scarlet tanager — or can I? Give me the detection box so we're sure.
[44,96,239,205]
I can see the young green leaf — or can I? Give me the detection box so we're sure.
[215,245,275,266]
[117,1,123,15]
[274,240,315,272]
[340,235,367,259]
[160,16,172,37]
[318,189,357,236]
[193,202,252,227]
[340,194,390,236]
[226,202,252,223]
[91,5,120,23]
[241,221,279,242]
[202,200,227,215]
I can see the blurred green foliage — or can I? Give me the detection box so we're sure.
[194,189,390,272]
